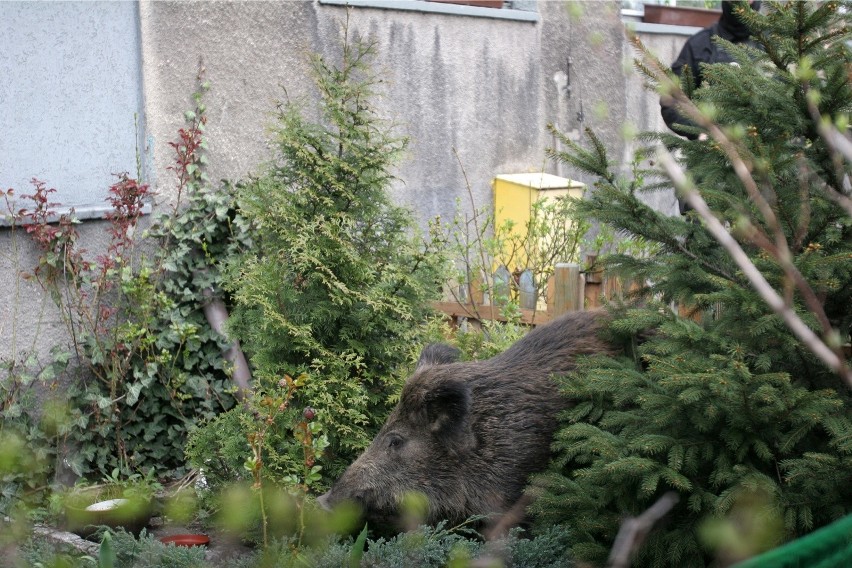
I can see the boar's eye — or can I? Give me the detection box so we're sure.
[386,434,405,450]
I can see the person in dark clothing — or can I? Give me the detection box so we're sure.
[660,1,760,214]
[660,1,761,140]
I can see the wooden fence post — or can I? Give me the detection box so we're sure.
[550,263,582,316]
[518,269,537,310]
[603,274,623,303]
[583,255,603,310]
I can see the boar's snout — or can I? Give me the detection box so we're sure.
[316,491,332,511]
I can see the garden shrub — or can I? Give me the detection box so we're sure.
[15,535,95,568]
[533,3,852,566]
[356,522,482,568]
[219,523,576,568]
[220,31,447,483]
[59,106,243,478]
[16,529,207,568]
[184,405,247,491]
[3,77,245,487]
[0,348,71,520]
[108,529,207,568]
[503,525,576,568]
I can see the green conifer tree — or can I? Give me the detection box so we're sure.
[534,3,852,566]
[225,34,446,478]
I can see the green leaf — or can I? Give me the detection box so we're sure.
[349,523,369,568]
[126,382,143,406]
[98,531,116,568]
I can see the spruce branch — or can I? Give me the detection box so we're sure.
[658,149,851,387]
[636,35,848,384]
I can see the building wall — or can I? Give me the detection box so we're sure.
[1,1,143,362]
[1,0,699,361]
[621,19,702,216]
[137,0,630,225]
[0,1,144,214]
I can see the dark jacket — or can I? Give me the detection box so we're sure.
[661,1,760,139]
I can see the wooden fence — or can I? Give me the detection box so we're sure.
[433,257,630,328]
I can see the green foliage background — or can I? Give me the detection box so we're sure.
[64,158,245,478]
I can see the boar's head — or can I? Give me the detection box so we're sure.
[317,343,478,531]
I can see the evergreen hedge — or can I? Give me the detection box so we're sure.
[534,3,852,566]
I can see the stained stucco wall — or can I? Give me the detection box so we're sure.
[138,0,629,225]
[2,1,697,362]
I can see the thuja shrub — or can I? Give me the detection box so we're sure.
[223,32,447,482]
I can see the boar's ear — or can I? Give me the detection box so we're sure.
[416,343,461,369]
[424,379,472,447]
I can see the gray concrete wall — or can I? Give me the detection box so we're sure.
[1,0,698,362]
[138,0,630,225]
[0,0,145,213]
[1,1,143,363]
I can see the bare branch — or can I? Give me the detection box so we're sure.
[664,77,830,323]
[484,493,533,542]
[607,492,680,568]
[453,147,491,320]
[734,215,834,335]
[202,287,251,399]
[804,89,852,218]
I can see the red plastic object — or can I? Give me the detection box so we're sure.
[159,534,210,547]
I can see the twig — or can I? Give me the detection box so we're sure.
[202,286,252,398]
[606,492,679,568]
[463,494,538,567]
[453,147,490,320]
[803,88,852,218]
[484,493,533,541]
[169,469,200,493]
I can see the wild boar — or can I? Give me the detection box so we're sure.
[317,310,613,532]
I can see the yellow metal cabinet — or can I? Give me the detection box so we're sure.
[492,172,585,270]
